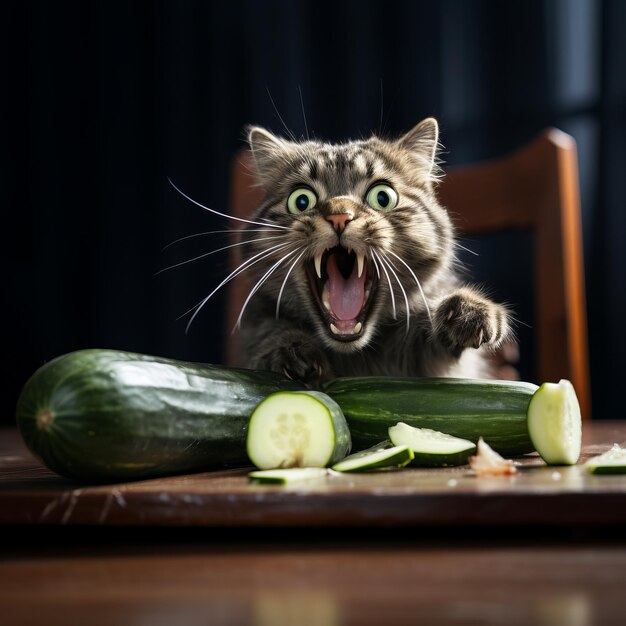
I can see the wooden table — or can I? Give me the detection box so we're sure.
[2,421,626,625]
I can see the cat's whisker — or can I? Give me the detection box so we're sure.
[378,78,384,136]
[386,249,433,325]
[370,227,450,260]
[161,228,280,251]
[255,215,283,225]
[181,242,293,333]
[298,86,309,141]
[454,242,479,257]
[370,254,381,279]
[372,249,396,320]
[235,246,302,331]
[276,248,307,320]
[155,235,285,276]
[266,87,300,143]
[168,177,289,230]
[378,251,411,336]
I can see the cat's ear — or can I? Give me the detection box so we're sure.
[397,117,442,181]
[247,126,294,187]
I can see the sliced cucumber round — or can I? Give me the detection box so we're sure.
[248,468,330,484]
[331,441,414,472]
[585,444,626,475]
[527,379,582,465]
[246,390,351,470]
[388,422,476,467]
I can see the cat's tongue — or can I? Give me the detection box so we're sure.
[326,252,366,322]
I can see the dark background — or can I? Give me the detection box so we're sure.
[2,0,625,423]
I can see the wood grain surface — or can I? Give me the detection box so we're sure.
[2,422,626,527]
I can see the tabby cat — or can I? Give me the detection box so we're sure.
[235,118,511,387]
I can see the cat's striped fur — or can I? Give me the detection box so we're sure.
[237,118,511,386]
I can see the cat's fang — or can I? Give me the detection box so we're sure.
[314,254,323,279]
[357,253,365,278]
[330,323,340,335]
[354,322,363,333]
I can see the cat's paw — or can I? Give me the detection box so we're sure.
[261,340,331,389]
[434,289,509,356]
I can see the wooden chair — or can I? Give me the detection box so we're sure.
[226,128,591,419]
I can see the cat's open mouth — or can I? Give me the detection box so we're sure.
[306,245,376,342]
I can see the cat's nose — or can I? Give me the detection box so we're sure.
[326,212,353,234]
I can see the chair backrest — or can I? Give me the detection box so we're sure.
[226,128,591,419]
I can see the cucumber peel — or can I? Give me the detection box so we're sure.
[324,376,537,456]
[388,422,476,467]
[248,468,330,484]
[585,444,626,475]
[527,379,582,465]
[246,390,351,470]
[331,441,414,472]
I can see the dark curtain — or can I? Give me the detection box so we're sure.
[2,0,624,422]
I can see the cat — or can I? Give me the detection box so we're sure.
[235,117,512,387]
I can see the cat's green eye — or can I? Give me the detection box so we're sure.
[287,188,317,214]
[366,184,398,211]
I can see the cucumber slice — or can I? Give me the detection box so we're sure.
[246,390,351,470]
[331,441,414,472]
[248,468,330,484]
[388,422,477,467]
[584,444,626,475]
[527,379,582,465]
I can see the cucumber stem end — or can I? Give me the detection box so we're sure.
[36,408,55,430]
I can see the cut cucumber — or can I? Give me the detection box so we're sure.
[14,348,303,482]
[388,422,477,467]
[248,468,330,484]
[331,441,414,472]
[324,376,537,456]
[246,390,351,470]
[526,379,582,465]
[585,444,626,475]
